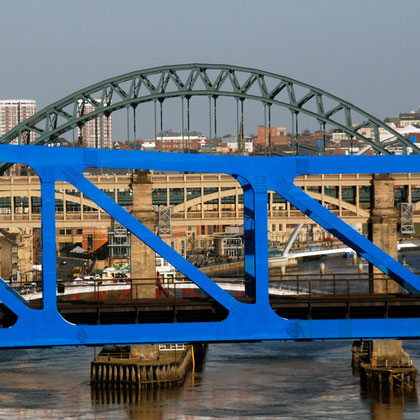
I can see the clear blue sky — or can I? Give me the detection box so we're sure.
[1,0,419,137]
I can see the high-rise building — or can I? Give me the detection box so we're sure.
[0,99,37,143]
[78,100,113,148]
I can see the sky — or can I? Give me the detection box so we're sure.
[0,0,419,139]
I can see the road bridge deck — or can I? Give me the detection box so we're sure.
[2,294,419,328]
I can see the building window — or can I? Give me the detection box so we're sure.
[87,234,93,251]
[76,229,83,234]
[59,228,72,235]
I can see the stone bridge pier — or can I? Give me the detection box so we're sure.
[103,170,160,362]
[130,169,158,299]
[364,174,417,392]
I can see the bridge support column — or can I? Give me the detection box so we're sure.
[237,178,256,298]
[127,170,159,360]
[368,174,399,294]
[362,174,417,392]
[130,170,157,299]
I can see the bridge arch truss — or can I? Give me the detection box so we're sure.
[1,64,417,159]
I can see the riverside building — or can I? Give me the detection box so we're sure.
[0,99,37,143]
[78,100,113,148]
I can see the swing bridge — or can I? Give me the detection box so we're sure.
[1,63,420,348]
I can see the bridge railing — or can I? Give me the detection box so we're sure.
[8,273,415,308]
[270,273,414,296]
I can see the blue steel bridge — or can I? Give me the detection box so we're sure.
[1,63,420,349]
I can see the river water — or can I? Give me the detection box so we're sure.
[1,252,420,419]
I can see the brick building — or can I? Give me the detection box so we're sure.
[82,227,108,253]
[254,125,287,147]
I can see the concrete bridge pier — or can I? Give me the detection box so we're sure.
[358,174,417,392]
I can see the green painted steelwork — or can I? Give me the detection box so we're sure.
[0,64,416,161]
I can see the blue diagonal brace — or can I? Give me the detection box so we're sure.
[275,176,420,294]
[0,277,31,317]
[60,167,243,314]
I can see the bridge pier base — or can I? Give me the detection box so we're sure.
[358,174,418,392]
[353,341,417,393]
[90,344,206,390]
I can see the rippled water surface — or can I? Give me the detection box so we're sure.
[0,342,420,419]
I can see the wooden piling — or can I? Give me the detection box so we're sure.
[90,344,207,389]
[359,360,417,392]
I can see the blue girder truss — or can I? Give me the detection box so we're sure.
[1,144,420,348]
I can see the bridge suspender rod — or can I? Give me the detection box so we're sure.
[291,112,295,155]
[154,100,157,151]
[126,106,130,147]
[213,96,217,150]
[236,99,240,155]
[240,99,244,154]
[160,99,163,152]
[100,113,103,149]
[133,105,137,150]
[99,115,104,173]
[187,97,191,153]
[264,104,267,157]
[208,96,212,152]
[268,104,272,157]
[181,97,185,152]
[106,116,110,149]
[95,116,99,149]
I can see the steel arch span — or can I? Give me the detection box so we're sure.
[0,65,419,348]
[0,64,416,157]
